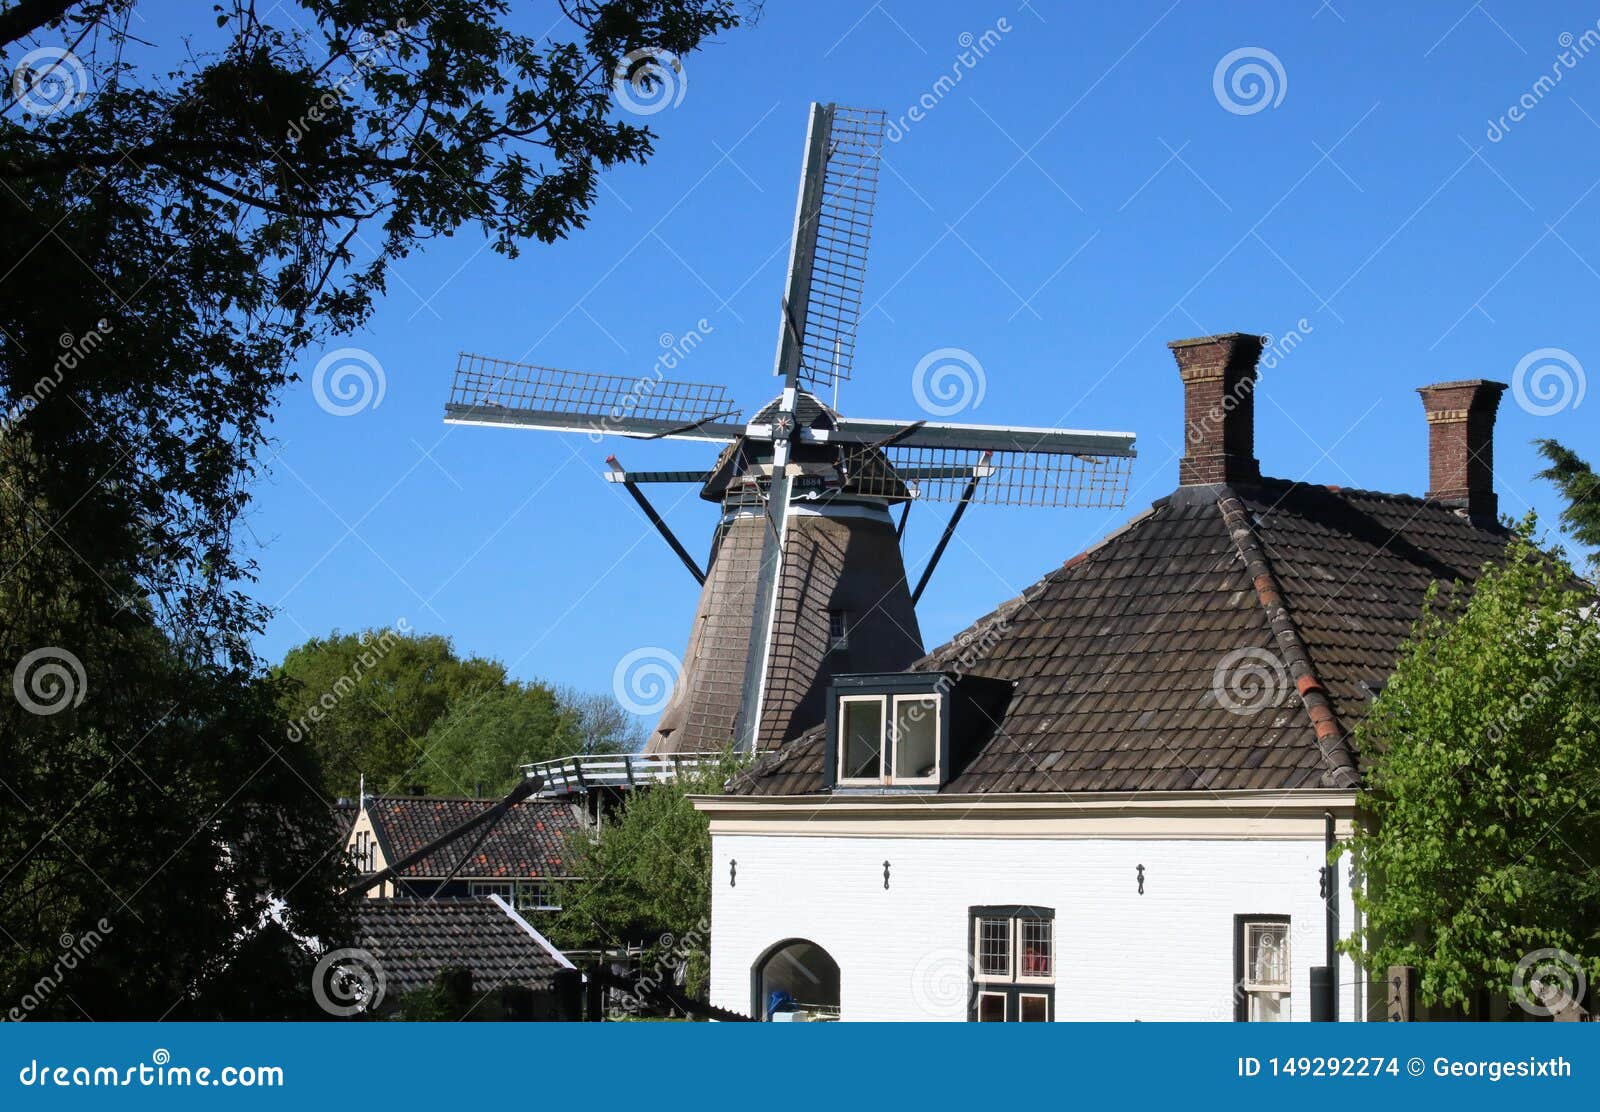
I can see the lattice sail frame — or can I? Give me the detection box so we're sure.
[448,352,740,429]
[797,106,885,391]
[845,444,1133,509]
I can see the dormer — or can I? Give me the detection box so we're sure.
[823,671,1012,793]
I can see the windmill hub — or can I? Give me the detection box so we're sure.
[441,100,1137,755]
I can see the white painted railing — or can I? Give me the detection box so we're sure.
[521,752,722,797]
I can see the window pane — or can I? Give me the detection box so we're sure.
[1249,992,1286,1022]
[841,700,883,780]
[1019,995,1049,1022]
[1248,923,1288,987]
[892,698,938,780]
[976,917,1011,978]
[1020,917,1052,978]
[976,992,1006,1022]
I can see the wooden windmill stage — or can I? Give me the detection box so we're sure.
[444,103,1137,756]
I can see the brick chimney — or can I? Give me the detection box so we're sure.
[1170,333,1263,486]
[1416,379,1507,520]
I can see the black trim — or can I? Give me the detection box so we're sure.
[1233,913,1290,1022]
[749,938,840,1021]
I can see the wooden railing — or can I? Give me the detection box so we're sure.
[521,752,722,797]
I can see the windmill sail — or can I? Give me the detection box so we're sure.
[828,417,1137,508]
[441,99,1141,763]
[792,106,885,391]
[444,353,743,442]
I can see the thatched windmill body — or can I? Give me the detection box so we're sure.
[445,104,1137,754]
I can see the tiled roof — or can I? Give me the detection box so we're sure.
[365,796,580,878]
[731,479,1512,796]
[353,897,571,996]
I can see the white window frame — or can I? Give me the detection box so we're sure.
[469,880,515,901]
[975,990,1009,1022]
[888,694,941,786]
[1240,918,1291,1021]
[1014,915,1055,985]
[835,693,941,787]
[835,694,888,786]
[1017,992,1051,1022]
[516,880,561,912]
[972,914,1055,985]
[972,915,1015,983]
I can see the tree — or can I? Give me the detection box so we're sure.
[419,681,584,797]
[555,684,647,754]
[0,435,350,1020]
[548,751,742,996]
[276,628,506,795]
[1343,527,1600,1014]
[1536,439,1600,573]
[2,0,742,672]
[1,1,741,1017]
[276,628,637,796]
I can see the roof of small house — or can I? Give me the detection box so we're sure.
[353,896,572,996]
[731,478,1513,796]
[363,795,580,878]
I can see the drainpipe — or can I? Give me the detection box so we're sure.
[1325,811,1338,1022]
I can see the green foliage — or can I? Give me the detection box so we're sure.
[2,2,741,674]
[1343,526,1600,1011]
[1536,439,1600,573]
[548,750,744,989]
[0,436,351,1019]
[276,629,637,798]
[0,0,739,1019]
[276,628,504,795]
[419,683,578,797]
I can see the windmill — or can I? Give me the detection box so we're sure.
[444,103,1137,755]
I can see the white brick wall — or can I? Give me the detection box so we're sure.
[710,832,1361,1021]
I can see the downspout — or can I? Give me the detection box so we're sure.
[1325,811,1339,1022]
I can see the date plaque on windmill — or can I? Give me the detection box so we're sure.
[442,100,1135,759]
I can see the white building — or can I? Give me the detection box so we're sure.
[696,334,1513,1022]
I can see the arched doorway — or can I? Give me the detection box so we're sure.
[751,939,841,1021]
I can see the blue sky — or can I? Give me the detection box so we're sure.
[247,1,1599,716]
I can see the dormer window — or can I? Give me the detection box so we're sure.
[824,670,1011,793]
[837,693,939,785]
